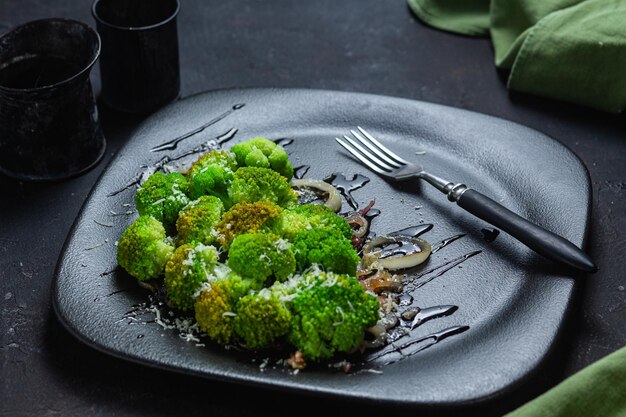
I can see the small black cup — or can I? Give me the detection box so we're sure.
[92,0,181,114]
[0,18,106,181]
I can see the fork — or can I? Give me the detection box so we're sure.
[336,127,597,273]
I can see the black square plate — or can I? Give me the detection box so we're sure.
[53,88,591,409]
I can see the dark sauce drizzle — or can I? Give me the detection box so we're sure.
[404,250,482,292]
[408,305,458,330]
[365,326,470,366]
[108,128,238,197]
[93,287,134,303]
[273,138,294,147]
[100,266,121,277]
[362,305,461,365]
[431,234,466,253]
[151,104,245,152]
[325,172,370,211]
[364,208,381,221]
[389,224,433,238]
[293,165,310,179]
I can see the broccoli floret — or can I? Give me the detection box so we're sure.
[176,196,224,246]
[186,150,238,208]
[271,204,352,240]
[215,201,283,249]
[291,228,360,275]
[285,269,379,361]
[134,172,190,232]
[231,137,294,179]
[233,288,291,349]
[195,271,251,344]
[227,233,296,288]
[229,167,297,208]
[164,242,219,311]
[116,216,175,281]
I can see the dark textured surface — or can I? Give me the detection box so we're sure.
[53,88,589,409]
[0,1,624,416]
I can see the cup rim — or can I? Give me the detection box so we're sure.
[0,18,101,93]
[91,0,180,32]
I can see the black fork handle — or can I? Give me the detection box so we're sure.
[456,189,597,273]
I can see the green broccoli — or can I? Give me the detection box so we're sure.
[215,200,283,249]
[271,204,352,240]
[227,233,296,288]
[116,215,175,281]
[231,137,294,179]
[164,242,220,311]
[176,195,224,246]
[195,271,251,344]
[286,269,380,361]
[186,150,239,208]
[228,167,297,208]
[291,228,360,276]
[134,172,190,232]
[233,288,291,349]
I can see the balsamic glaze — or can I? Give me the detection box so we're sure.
[364,208,381,221]
[93,287,134,302]
[409,305,458,330]
[108,128,238,197]
[431,233,466,253]
[366,326,470,366]
[151,103,245,152]
[404,250,482,291]
[293,165,310,179]
[100,266,120,277]
[389,224,433,238]
[273,138,294,147]
[325,172,370,210]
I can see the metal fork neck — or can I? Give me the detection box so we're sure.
[420,172,467,202]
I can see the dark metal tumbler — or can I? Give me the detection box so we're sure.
[0,18,105,181]
[92,0,181,114]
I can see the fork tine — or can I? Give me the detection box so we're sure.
[335,138,388,175]
[357,126,409,165]
[350,129,403,168]
[342,135,395,171]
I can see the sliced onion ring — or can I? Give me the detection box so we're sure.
[345,213,368,238]
[362,235,431,270]
[291,179,342,212]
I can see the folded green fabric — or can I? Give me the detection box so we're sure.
[408,0,626,113]
[505,345,626,417]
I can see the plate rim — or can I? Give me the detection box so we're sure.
[52,87,592,409]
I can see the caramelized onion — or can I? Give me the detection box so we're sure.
[359,269,403,294]
[362,235,431,270]
[291,179,342,212]
[345,213,368,238]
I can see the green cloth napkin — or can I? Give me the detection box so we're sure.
[505,345,626,417]
[408,0,626,113]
